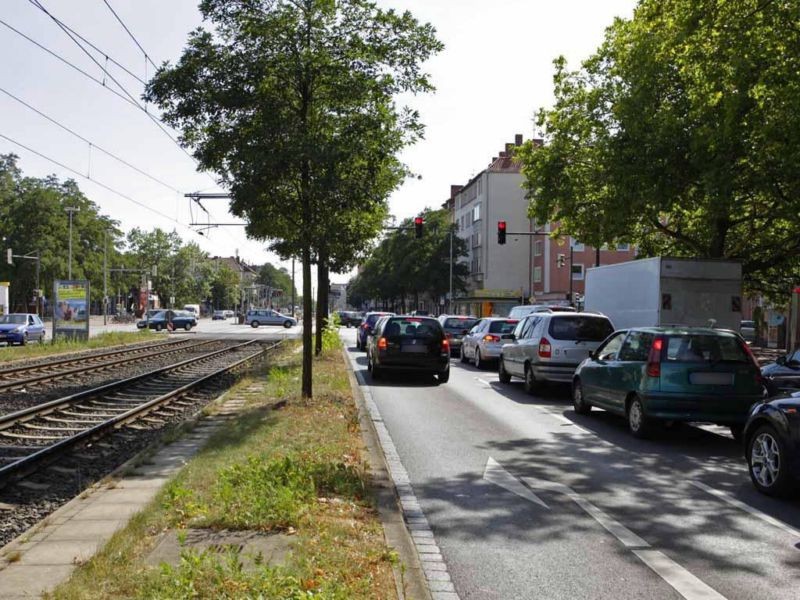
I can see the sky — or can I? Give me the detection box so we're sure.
[0,0,637,290]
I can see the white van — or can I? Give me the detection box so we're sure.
[183,304,201,317]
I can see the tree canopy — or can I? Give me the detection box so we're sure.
[146,0,442,396]
[519,0,800,297]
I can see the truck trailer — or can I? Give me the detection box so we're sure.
[584,257,742,331]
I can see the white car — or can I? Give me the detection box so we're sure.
[460,318,519,369]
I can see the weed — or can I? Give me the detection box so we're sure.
[5,550,22,563]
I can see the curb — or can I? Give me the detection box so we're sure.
[342,344,461,600]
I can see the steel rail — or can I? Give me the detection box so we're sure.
[0,339,213,392]
[0,340,281,485]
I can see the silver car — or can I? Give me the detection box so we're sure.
[438,315,480,355]
[498,312,614,393]
[460,318,520,369]
[245,308,297,328]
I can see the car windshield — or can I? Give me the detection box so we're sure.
[0,315,26,324]
[443,318,479,330]
[384,318,441,339]
[664,334,750,363]
[366,314,390,327]
[548,316,614,341]
[489,320,518,334]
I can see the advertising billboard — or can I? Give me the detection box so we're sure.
[53,280,90,340]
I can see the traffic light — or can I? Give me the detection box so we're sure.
[557,254,566,268]
[414,216,424,239]
[497,221,507,245]
[5,248,11,265]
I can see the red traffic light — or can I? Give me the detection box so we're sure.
[497,220,507,244]
[414,217,423,225]
[414,216,424,238]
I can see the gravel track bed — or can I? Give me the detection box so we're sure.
[0,347,270,549]
[0,341,234,417]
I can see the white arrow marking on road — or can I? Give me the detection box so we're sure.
[523,476,726,600]
[483,458,549,509]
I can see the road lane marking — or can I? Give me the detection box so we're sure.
[483,458,549,509]
[343,343,461,599]
[522,475,727,600]
[475,377,493,388]
[690,481,800,539]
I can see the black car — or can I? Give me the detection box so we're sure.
[357,311,394,350]
[762,348,800,397]
[337,311,363,328]
[744,391,800,496]
[366,316,450,383]
[137,310,197,332]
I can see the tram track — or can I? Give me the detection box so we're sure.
[0,339,277,487]
[0,338,211,392]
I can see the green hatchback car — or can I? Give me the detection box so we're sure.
[572,327,764,438]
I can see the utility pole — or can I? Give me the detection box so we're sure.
[448,226,453,314]
[103,229,108,325]
[291,257,296,318]
[65,206,79,279]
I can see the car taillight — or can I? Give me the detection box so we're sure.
[538,338,552,358]
[378,337,387,350]
[483,334,500,343]
[647,337,664,377]
[442,338,450,353]
[741,341,765,384]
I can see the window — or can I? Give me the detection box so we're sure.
[570,237,585,252]
[597,332,626,361]
[534,240,543,256]
[471,249,482,274]
[664,334,749,364]
[618,331,655,361]
[533,266,542,283]
[488,320,518,334]
[571,264,584,280]
[521,317,539,339]
[548,316,614,341]
[616,243,630,252]
[472,203,481,222]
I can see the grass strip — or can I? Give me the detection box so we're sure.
[0,330,155,363]
[47,338,398,600]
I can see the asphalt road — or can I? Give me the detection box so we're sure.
[341,328,800,600]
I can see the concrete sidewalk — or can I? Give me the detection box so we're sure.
[0,397,245,598]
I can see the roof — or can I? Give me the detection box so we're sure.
[625,327,741,336]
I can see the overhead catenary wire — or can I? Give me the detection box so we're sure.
[101,0,158,71]
[0,86,182,194]
[0,131,202,237]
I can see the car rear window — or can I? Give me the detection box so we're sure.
[489,320,518,334]
[664,334,750,363]
[366,314,386,326]
[443,318,479,330]
[548,316,614,341]
[384,318,442,339]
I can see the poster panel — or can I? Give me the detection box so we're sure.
[54,280,90,340]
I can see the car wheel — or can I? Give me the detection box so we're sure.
[474,348,484,370]
[283,321,292,328]
[730,424,744,443]
[523,364,538,395]
[572,379,591,415]
[155,324,163,332]
[627,396,653,439]
[438,368,450,384]
[184,323,192,331]
[251,321,260,328]
[460,346,469,363]
[20,333,28,346]
[748,425,793,496]
[498,357,512,384]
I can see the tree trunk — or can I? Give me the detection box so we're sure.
[315,253,329,356]
[301,246,313,398]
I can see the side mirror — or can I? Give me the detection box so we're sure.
[776,356,786,366]
[501,333,515,341]
[589,350,598,360]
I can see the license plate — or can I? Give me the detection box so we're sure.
[690,372,734,385]
[402,345,427,353]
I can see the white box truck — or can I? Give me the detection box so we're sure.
[584,257,742,331]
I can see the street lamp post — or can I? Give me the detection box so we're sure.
[65,206,79,279]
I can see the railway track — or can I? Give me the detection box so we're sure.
[0,338,212,392]
[0,339,276,486]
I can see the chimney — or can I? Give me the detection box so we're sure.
[505,143,514,155]
[515,134,523,146]
[531,138,544,148]
[499,151,507,158]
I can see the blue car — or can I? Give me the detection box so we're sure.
[0,313,46,345]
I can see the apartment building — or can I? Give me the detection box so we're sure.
[446,135,635,317]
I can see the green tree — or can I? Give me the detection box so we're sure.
[146,0,442,396]
[0,154,122,310]
[519,0,800,297]
[210,264,241,309]
[256,262,296,300]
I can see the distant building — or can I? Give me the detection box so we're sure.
[329,282,347,312]
[446,134,635,317]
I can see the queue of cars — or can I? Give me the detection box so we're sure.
[354,307,800,497]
